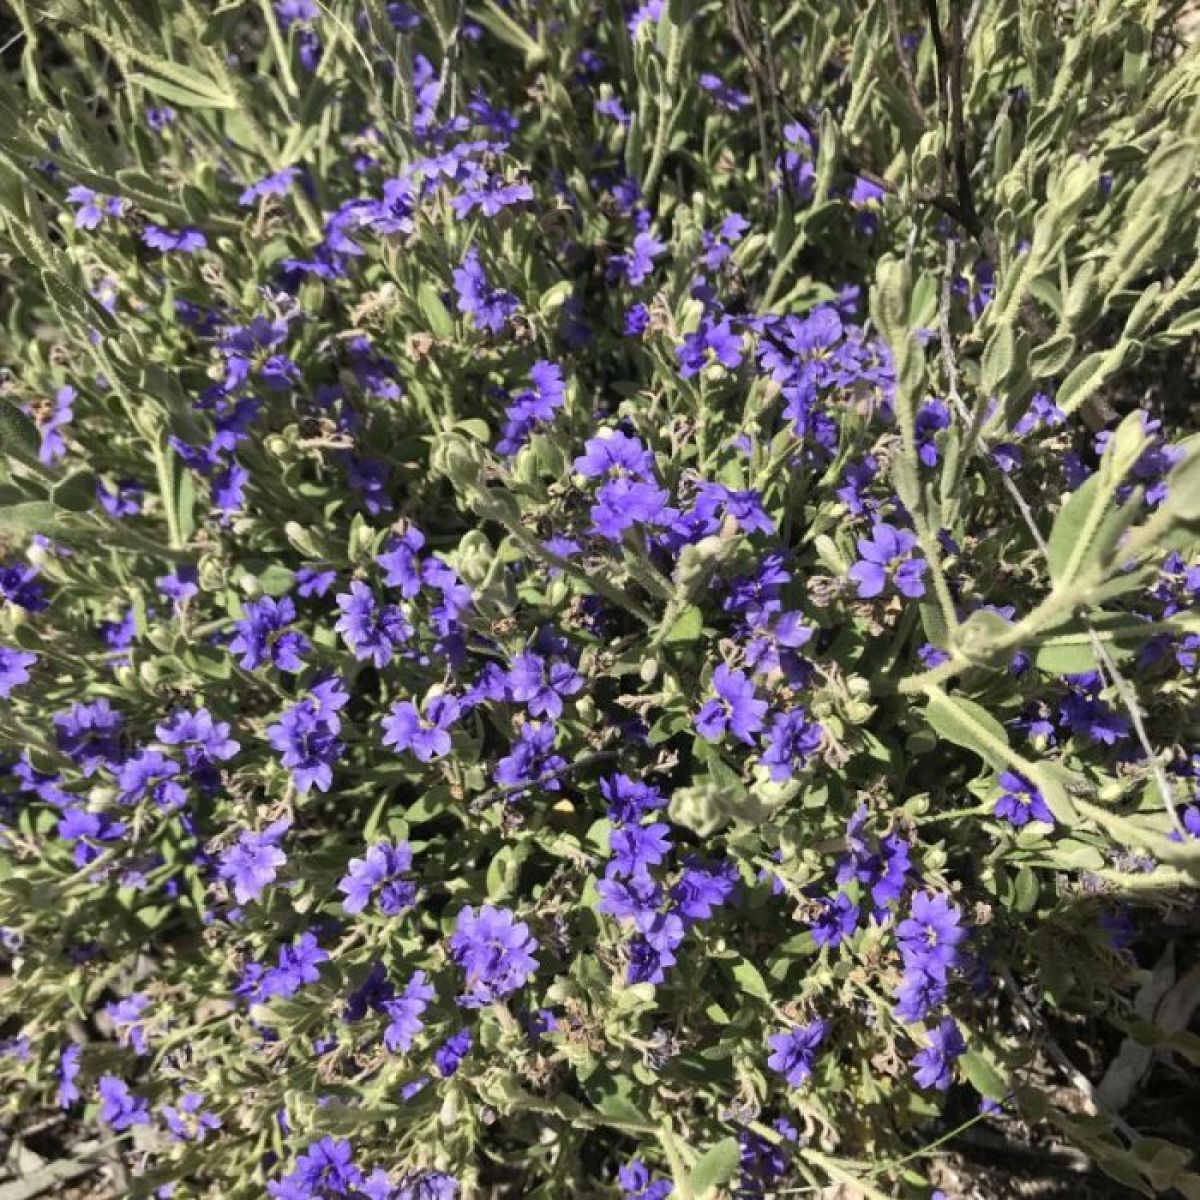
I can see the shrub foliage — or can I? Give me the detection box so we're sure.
[1,0,1199,1197]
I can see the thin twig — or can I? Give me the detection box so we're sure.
[884,0,927,126]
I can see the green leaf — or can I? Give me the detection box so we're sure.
[418,281,455,338]
[663,604,703,644]
[0,397,41,462]
[687,1137,741,1197]
[593,1093,657,1133]
[960,1049,1008,1101]
[130,73,234,109]
[51,469,96,512]
[731,959,772,1003]
[1028,332,1076,378]
[922,688,1010,763]
[1046,474,1136,587]
[0,500,59,533]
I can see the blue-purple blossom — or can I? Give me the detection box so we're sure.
[0,646,36,698]
[97,1076,149,1130]
[266,677,349,793]
[849,522,927,599]
[339,841,417,916]
[449,904,539,1007]
[619,1159,673,1200]
[381,694,461,761]
[497,360,566,454]
[218,820,290,905]
[994,770,1055,827]
[897,892,966,979]
[66,186,124,229]
[695,664,767,744]
[229,596,310,672]
[142,224,207,253]
[453,247,517,333]
[912,1018,966,1090]
[610,230,665,286]
[766,1020,827,1087]
[382,970,436,1052]
[334,581,411,666]
[760,709,823,780]
[507,651,583,719]
[433,1028,472,1077]
[161,1091,222,1142]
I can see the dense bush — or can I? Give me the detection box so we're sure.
[1,1,1199,1196]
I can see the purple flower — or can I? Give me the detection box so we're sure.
[157,565,198,608]
[573,430,655,480]
[610,230,665,286]
[97,477,143,517]
[590,477,673,540]
[493,721,567,795]
[912,1018,966,1090]
[894,967,949,1024]
[760,709,823,780]
[54,699,124,775]
[619,1160,673,1200]
[116,750,186,810]
[698,72,750,111]
[97,1076,149,1130]
[238,167,300,206]
[257,932,328,1000]
[766,1020,827,1087]
[396,1170,459,1200]
[56,1045,81,1109]
[449,904,539,1007]
[146,106,175,132]
[508,651,584,719]
[994,770,1054,827]
[229,596,310,672]
[142,224,207,253]
[295,564,337,597]
[678,317,743,377]
[57,806,127,866]
[156,706,239,790]
[672,857,739,921]
[0,558,48,611]
[601,774,666,823]
[37,385,75,463]
[897,892,966,979]
[810,892,860,948]
[695,664,767,744]
[382,694,462,762]
[381,970,436,1052]
[218,822,289,905]
[66,186,124,229]
[377,526,426,597]
[268,1137,363,1200]
[334,581,411,666]
[433,1028,472,1077]
[915,400,951,467]
[848,522,927,599]
[161,1091,222,1142]
[453,247,517,333]
[266,678,348,793]
[609,822,672,880]
[339,841,417,916]
[497,360,567,455]
[0,645,36,698]
[692,482,775,536]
